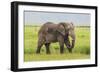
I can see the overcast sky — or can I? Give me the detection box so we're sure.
[24,11,90,26]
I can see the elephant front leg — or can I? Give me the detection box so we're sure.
[60,44,64,54]
[58,38,64,54]
[45,43,51,54]
[58,36,64,54]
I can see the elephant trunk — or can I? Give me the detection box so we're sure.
[64,33,75,52]
[66,39,75,49]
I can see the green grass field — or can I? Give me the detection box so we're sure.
[24,25,90,62]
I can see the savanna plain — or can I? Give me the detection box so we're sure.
[24,25,90,62]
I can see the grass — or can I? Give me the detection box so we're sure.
[24,25,90,62]
[24,53,90,61]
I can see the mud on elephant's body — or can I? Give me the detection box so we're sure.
[36,22,76,54]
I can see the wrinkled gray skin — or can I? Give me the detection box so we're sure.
[36,22,75,54]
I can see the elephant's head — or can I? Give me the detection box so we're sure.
[57,22,76,52]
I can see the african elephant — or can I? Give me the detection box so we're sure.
[36,22,75,54]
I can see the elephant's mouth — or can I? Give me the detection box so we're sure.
[64,33,75,51]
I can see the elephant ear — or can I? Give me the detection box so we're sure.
[56,22,67,37]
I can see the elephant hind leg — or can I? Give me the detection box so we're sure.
[45,43,51,54]
[36,39,44,54]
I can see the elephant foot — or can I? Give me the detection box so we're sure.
[36,52,40,54]
[46,51,51,54]
[46,53,51,54]
[60,52,64,54]
[36,50,41,54]
[60,51,64,54]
